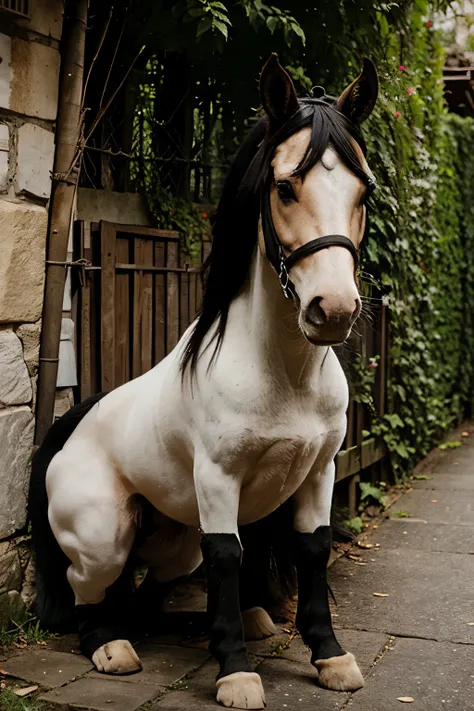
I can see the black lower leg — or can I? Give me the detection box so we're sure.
[292,525,345,664]
[77,571,134,659]
[201,533,252,680]
[239,521,271,611]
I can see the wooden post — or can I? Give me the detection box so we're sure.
[35,0,88,444]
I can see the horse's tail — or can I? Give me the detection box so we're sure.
[28,393,107,633]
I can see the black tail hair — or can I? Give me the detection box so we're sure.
[28,393,107,633]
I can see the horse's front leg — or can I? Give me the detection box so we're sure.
[195,459,266,710]
[292,462,364,691]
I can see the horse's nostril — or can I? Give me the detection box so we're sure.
[306,296,327,327]
[352,299,361,320]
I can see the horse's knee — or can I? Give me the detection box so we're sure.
[67,556,126,605]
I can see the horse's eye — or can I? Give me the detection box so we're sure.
[276,180,296,203]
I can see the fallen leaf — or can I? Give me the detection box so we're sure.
[14,685,38,697]
[431,500,438,503]
[357,542,374,549]
[348,554,361,561]
[372,525,379,529]
[354,561,367,566]
[373,592,390,597]
[462,431,469,437]
[397,697,414,703]
[467,622,474,626]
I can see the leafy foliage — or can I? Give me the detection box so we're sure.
[126,0,474,478]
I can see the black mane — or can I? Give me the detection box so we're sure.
[180,99,370,376]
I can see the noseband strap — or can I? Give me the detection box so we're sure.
[261,179,359,299]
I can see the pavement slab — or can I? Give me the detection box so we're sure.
[39,677,163,711]
[389,488,474,526]
[345,636,474,711]
[86,643,208,686]
[151,630,388,711]
[0,648,93,688]
[369,518,474,554]
[330,547,474,644]
[413,471,474,491]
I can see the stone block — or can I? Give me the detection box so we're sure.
[5,36,59,121]
[347,637,474,711]
[0,328,32,405]
[0,34,12,112]
[0,199,47,323]
[17,0,64,41]
[16,123,54,199]
[40,677,162,711]
[2,649,93,688]
[0,541,22,592]
[16,322,41,377]
[54,387,74,419]
[57,318,77,386]
[0,123,8,192]
[0,407,34,539]
[0,590,26,630]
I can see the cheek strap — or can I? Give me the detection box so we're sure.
[261,184,359,299]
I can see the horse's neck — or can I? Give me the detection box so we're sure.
[234,247,328,388]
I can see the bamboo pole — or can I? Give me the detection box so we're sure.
[35,0,88,445]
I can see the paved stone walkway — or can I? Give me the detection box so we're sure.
[1,428,474,710]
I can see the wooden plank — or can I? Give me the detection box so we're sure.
[115,237,130,387]
[140,240,154,374]
[77,222,91,401]
[112,225,181,239]
[180,271,190,335]
[154,240,166,365]
[90,223,101,395]
[100,221,116,392]
[189,271,197,322]
[166,241,179,353]
[378,304,387,417]
[115,263,200,273]
[360,438,385,469]
[132,238,153,378]
[335,446,361,482]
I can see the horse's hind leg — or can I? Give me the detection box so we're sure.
[47,453,140,674]
[239,522,277,641]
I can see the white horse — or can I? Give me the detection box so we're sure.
[30,55,378,710]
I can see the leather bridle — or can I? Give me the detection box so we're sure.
[261,175,360,300]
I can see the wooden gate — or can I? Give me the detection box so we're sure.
[74,221,209,400]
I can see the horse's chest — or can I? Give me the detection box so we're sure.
[224,420,329,523]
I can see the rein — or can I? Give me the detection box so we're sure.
[261,178,359,300]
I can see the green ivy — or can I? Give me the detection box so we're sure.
[343,4,474,480]
[132,0,474,480]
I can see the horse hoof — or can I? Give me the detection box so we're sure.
[216,671,266,709]
[92,640,142,675]
[314,652,364,691]
[242,607,276,641]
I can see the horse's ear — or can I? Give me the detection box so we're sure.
[260,53,299,125]
[336,58,379,124]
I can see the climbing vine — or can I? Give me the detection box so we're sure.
[130,0,474,478]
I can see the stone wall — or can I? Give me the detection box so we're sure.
[0,2,63,628]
